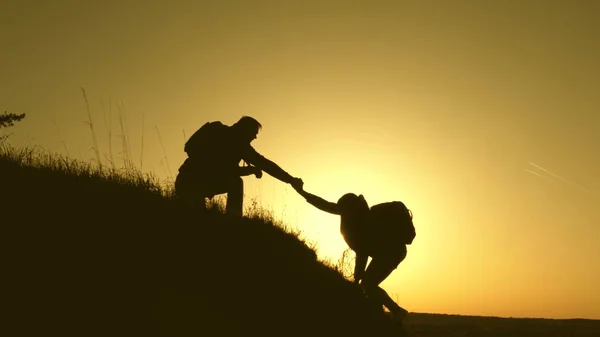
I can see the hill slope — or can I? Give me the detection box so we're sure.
[1,147,402,337]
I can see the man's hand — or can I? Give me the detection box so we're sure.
[254,167,263,179]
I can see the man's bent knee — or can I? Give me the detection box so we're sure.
[226,177,244,199]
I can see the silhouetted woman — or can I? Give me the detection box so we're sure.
[294,184,415,322]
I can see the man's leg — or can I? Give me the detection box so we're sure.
[174,172,208,210]
[199,175,244,217]
[179,173,243,217]
[224,176,243,217]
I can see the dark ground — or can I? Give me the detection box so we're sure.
[401,312,600,337]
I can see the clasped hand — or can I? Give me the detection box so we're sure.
[290,177,304,192]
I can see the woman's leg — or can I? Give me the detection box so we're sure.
[360,250,407,316]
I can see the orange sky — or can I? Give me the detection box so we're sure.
[2,0,599,319]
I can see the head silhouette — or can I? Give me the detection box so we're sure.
[232,116,262,143]
[337,193,369,216]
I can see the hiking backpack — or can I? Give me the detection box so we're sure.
[371,201,416,245]
[184,121,226,159]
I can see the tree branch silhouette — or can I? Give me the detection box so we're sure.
[0,111,26,142]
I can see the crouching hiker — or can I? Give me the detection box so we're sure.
[293,183,416,322]
[174,116,303,216]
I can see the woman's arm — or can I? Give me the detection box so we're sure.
[295,188,342,215]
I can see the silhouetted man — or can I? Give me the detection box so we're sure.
[175,116,303,216]
[293,183,415,323]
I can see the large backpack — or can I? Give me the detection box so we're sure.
[370,201,416,245]
[184,121,227,159]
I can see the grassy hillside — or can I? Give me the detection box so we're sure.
[1,145,404,337]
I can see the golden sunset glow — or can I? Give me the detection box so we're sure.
[3,1,599,320]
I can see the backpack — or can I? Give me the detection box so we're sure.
[370,201,416,245]
[184,121,226,159]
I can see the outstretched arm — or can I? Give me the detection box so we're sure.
[295,188,342,215]
[242,145,296,184]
